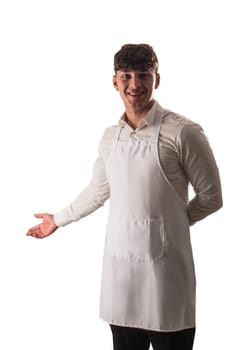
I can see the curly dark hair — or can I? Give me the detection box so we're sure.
[114,44,159,73]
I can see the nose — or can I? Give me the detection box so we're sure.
[129,74,142,89]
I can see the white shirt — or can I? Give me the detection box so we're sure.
[54,101,222,227]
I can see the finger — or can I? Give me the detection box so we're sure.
[27,227,44,238]
[36,234,46,239]
[34,213,44,219]
[33,230,48,239]
[26,228,39,236]
[27,224,41,233]
[27,232,43,238]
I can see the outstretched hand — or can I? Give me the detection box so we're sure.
[26,213,58,239]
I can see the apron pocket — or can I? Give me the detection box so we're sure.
[106,218,166,262]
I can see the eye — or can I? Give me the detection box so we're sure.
[120,73,131,80]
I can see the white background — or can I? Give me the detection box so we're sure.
[0,0,247,349]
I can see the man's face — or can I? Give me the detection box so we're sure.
[113,68,160,113]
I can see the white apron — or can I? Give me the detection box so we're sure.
[100,109,196,332]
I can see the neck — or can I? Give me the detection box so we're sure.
[125,100,155,129]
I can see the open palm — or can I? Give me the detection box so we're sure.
[26,213,58,239]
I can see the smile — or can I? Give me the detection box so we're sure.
[127,91,145,97]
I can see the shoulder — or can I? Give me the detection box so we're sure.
[100,124,119,144]
[98,124,118,158]
[159,106,204,142]
[161,108,199,130]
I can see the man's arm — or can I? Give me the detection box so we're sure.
[54,154,110,227]
[178,122,223,225]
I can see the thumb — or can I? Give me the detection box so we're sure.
[34,213,44,219]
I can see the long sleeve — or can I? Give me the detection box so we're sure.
[177,122,223,225]
[54,133,110,227]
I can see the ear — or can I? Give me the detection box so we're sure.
[154,73,160,89]
[113,75,119,91]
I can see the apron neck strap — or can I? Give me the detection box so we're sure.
[149,111,163,144]
[113,125,123,143]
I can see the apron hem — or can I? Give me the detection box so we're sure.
[100,317,196,333]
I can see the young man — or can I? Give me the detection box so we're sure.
[27,44,223,350]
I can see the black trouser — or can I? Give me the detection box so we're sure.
[110,325,195,350]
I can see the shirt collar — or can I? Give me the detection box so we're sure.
[119,100,158,130]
